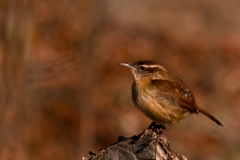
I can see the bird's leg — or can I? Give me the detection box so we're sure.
[140,122,166,139]
[149,123,175,144]
[136,122,174,152]
[160,122,175,136]
[140,122,156,139]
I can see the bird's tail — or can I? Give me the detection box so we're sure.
[197,107,223,126]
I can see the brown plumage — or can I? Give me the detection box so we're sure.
[119,60,223,127]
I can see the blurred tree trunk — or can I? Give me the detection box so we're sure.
[0,0,32,159]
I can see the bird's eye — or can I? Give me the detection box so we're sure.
[140,66,146,71]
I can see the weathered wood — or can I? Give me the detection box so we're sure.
[83,123,187,160]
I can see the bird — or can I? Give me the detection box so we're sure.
[118,60,223,132]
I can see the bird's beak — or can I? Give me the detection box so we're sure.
[118,62,137,71]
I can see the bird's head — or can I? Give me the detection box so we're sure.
[118,60,168,80]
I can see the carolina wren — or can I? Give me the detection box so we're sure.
[119,60,223,128]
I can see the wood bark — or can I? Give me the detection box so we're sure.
[83,124,187,160]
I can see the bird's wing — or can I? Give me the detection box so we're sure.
[151,79,198,113]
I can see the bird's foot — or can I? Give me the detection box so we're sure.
[140,122,166,140]
[149,123,175,145]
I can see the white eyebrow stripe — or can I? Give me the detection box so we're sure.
[141,64,167,71]
[141,64,159,68]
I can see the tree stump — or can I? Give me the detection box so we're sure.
[83,122,187,160]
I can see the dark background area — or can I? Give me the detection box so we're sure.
[0,0,239,160]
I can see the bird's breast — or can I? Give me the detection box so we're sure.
[132,82,190,124]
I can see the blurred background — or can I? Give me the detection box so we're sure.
[0,0,240,160]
